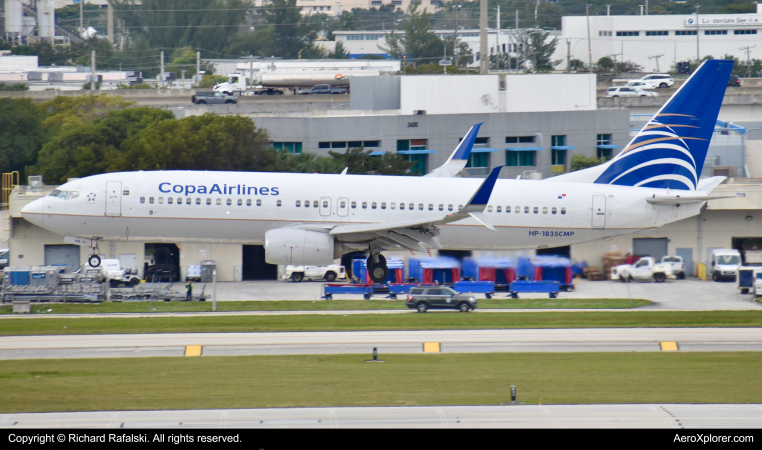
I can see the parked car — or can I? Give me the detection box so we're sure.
[629,73,675,88]
[660,256,685,279]
[298,84,348,95]
[624,80,655,90]
[284,264,346,282]
[406,286,477,313]
[191,91,238,104]
[616,257,675,283]
[605,86,660,98]
[728,75,741,87]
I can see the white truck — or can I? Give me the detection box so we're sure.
[709,249,742,282]
[100,259,141,287]
[660,256,686,279]
[616,257,675,282]
[284,264,346,282]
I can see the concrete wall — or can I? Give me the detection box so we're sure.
[350,76,401,110]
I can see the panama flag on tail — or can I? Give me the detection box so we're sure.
[594,59,733,190]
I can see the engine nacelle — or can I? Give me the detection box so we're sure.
[265,228,335,266]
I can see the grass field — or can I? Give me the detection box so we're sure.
[1,311,762,335]
[0,298,652,315]
[1,352,760,413]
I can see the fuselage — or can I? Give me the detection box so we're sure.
[21,171,703,250]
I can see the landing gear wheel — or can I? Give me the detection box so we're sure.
[88,255,101,267]
[367,254,388,283]
[292,272,304,282]
[458,302,471,312]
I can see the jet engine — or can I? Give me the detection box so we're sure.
[265,228,336,266]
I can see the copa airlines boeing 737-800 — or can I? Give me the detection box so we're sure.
[21,60,739,282]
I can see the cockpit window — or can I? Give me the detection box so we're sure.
[48,190,79,200]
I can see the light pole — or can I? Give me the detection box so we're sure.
[695,5,701,63]
[586,3,593,75]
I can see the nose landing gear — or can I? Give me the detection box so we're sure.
[88,254,101,268]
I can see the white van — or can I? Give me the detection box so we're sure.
[709,249,742,282]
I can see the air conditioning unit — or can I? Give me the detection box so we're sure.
[28,175,43,188]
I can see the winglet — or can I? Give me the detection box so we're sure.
[466,166,503,207]
[424,123,484,177]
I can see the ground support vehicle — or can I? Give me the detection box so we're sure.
[754,270,762,296]
[100,259,141,287]
[405,286,477,313]
[508,280,561,299]
[452,280,495,298]
[709,249,742,282]
[615,257,674,283]
[285,264,345,282]
[322,283,373,300]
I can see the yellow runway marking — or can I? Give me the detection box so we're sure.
[423,342,440,353]
[660,341,678,351]
[185,345,202,356]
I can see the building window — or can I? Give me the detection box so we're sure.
[676,30,697,36]
[645,31,669,36]
[319,142,330,149]
[735,29,757,35]
[392,0,401,4]
[505,136,535,143]
[398,139,428,175]
[704,30,728,35]
[597,134,613,160]
[371,1,381,5]
[347,35,363,41]
[551,135,566,166]
[272,142,302,154]
[332,142,347,149]
[466,153,490,170]
[615,31,639,37]
[598,31,612,37]
[506,151,535,167]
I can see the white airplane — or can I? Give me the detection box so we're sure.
[22,60,738,283]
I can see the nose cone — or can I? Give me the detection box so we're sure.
[21,197,44,228]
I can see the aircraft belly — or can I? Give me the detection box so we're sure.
[436,225,641,250]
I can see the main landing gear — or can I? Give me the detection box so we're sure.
[367,253,388,283]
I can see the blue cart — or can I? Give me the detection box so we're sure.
[322,284,374,300]
[453,280,496,298]
[508,280,561,299]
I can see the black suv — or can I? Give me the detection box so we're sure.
[406,286,477,313]
[728,75,741,87]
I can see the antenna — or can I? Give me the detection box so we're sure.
[648,54,665,73]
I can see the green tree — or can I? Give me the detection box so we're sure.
[0,82,28,91]
[29,108,175,184]
[38,95,135,134]
[329,147,412,175]
[570,154,605,171]
[327,41,350,59]
[381,4,443,60]
[527,31,561,71]
[118,114,274,172]
[167,46,201,77]
[260,0,318,58]
[0,99,46,180]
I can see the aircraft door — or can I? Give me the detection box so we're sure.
[337,197,349,217]
[591,195,605,228]
[105,181,122,216]
[319,197,331,216]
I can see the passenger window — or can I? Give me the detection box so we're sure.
[515,206,520,213]
[487,205,493,212]
[257,199,262,206]
[561,207,566,215]
[410,203,415,210]
[186,198,191,205]
[237,199,242,206]
[496,206,501,213]
[400,203,405,210]
[552,207,557,214]
[304,200,310,208]
[351,201,357,208]
[140,197,145,204]
[542,207,548,214]
[448,204,453,211]
[313,200,318,208]
[340,200,346,208]
[533,207,539,214]
[323,200,328,208]
[362,202,367,209]
[438,204,444,211]
[246,199,252,206]
[196,198,201,205]
[296,200,301,207]
[418,203,424,210]
[506,206,511,213]
[216,198,222,205]
[390,202,395,210]
[428,204,433,211]
[149,197,155,204]
[372,202,377,209]
[227,199,232,206]
[168,197,173,204]
[277,200,282,207]
[458,204,463,210]
[381,202,387,209]
[206,198,212,205]
[524,207,529,213]
[158,197,164,204]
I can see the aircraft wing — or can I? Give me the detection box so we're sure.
[329,166,503,251]
[424,123,483,177]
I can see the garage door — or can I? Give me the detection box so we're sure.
[44,245,80,272]
[633,238,668,262]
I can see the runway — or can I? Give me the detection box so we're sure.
[2,404,761,428]
[2,328,761,360]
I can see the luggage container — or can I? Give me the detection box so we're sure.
[200,261,216,283]
[532,256,574,291]
[408,257,461,285]
[452,280,495,298]
[4,267,31,286]
[462,257,515,292]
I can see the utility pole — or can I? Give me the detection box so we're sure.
[91,50,96,91]
[80,0,84,37]
[566,38,571,73]
[740,45,756,78]
[107,0,114,44]
[607,5,610,15]
[586,3,593,75]
[479,0,488,74]
[454,4,460,67]
[648,53,664,72]
[695,5,701,63]
[196,51,201,86]
[160,51,165,87]
[607,53,621,78]
[534,0,539,24]
[515,9,519,72]
[646,0,649,15]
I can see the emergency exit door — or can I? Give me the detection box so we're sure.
[105,181,122,216]
[337,197,349,217]
[319,197,331,216]
[592,195,606,228]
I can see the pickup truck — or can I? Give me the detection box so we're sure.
[616,256,675,283]
[191,91,238,104]
[100,259,141,287]
[298,84,348,95]
[660,256,685,279]
[284,264,346,282]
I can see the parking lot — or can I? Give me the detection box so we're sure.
[174,278,762,311]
